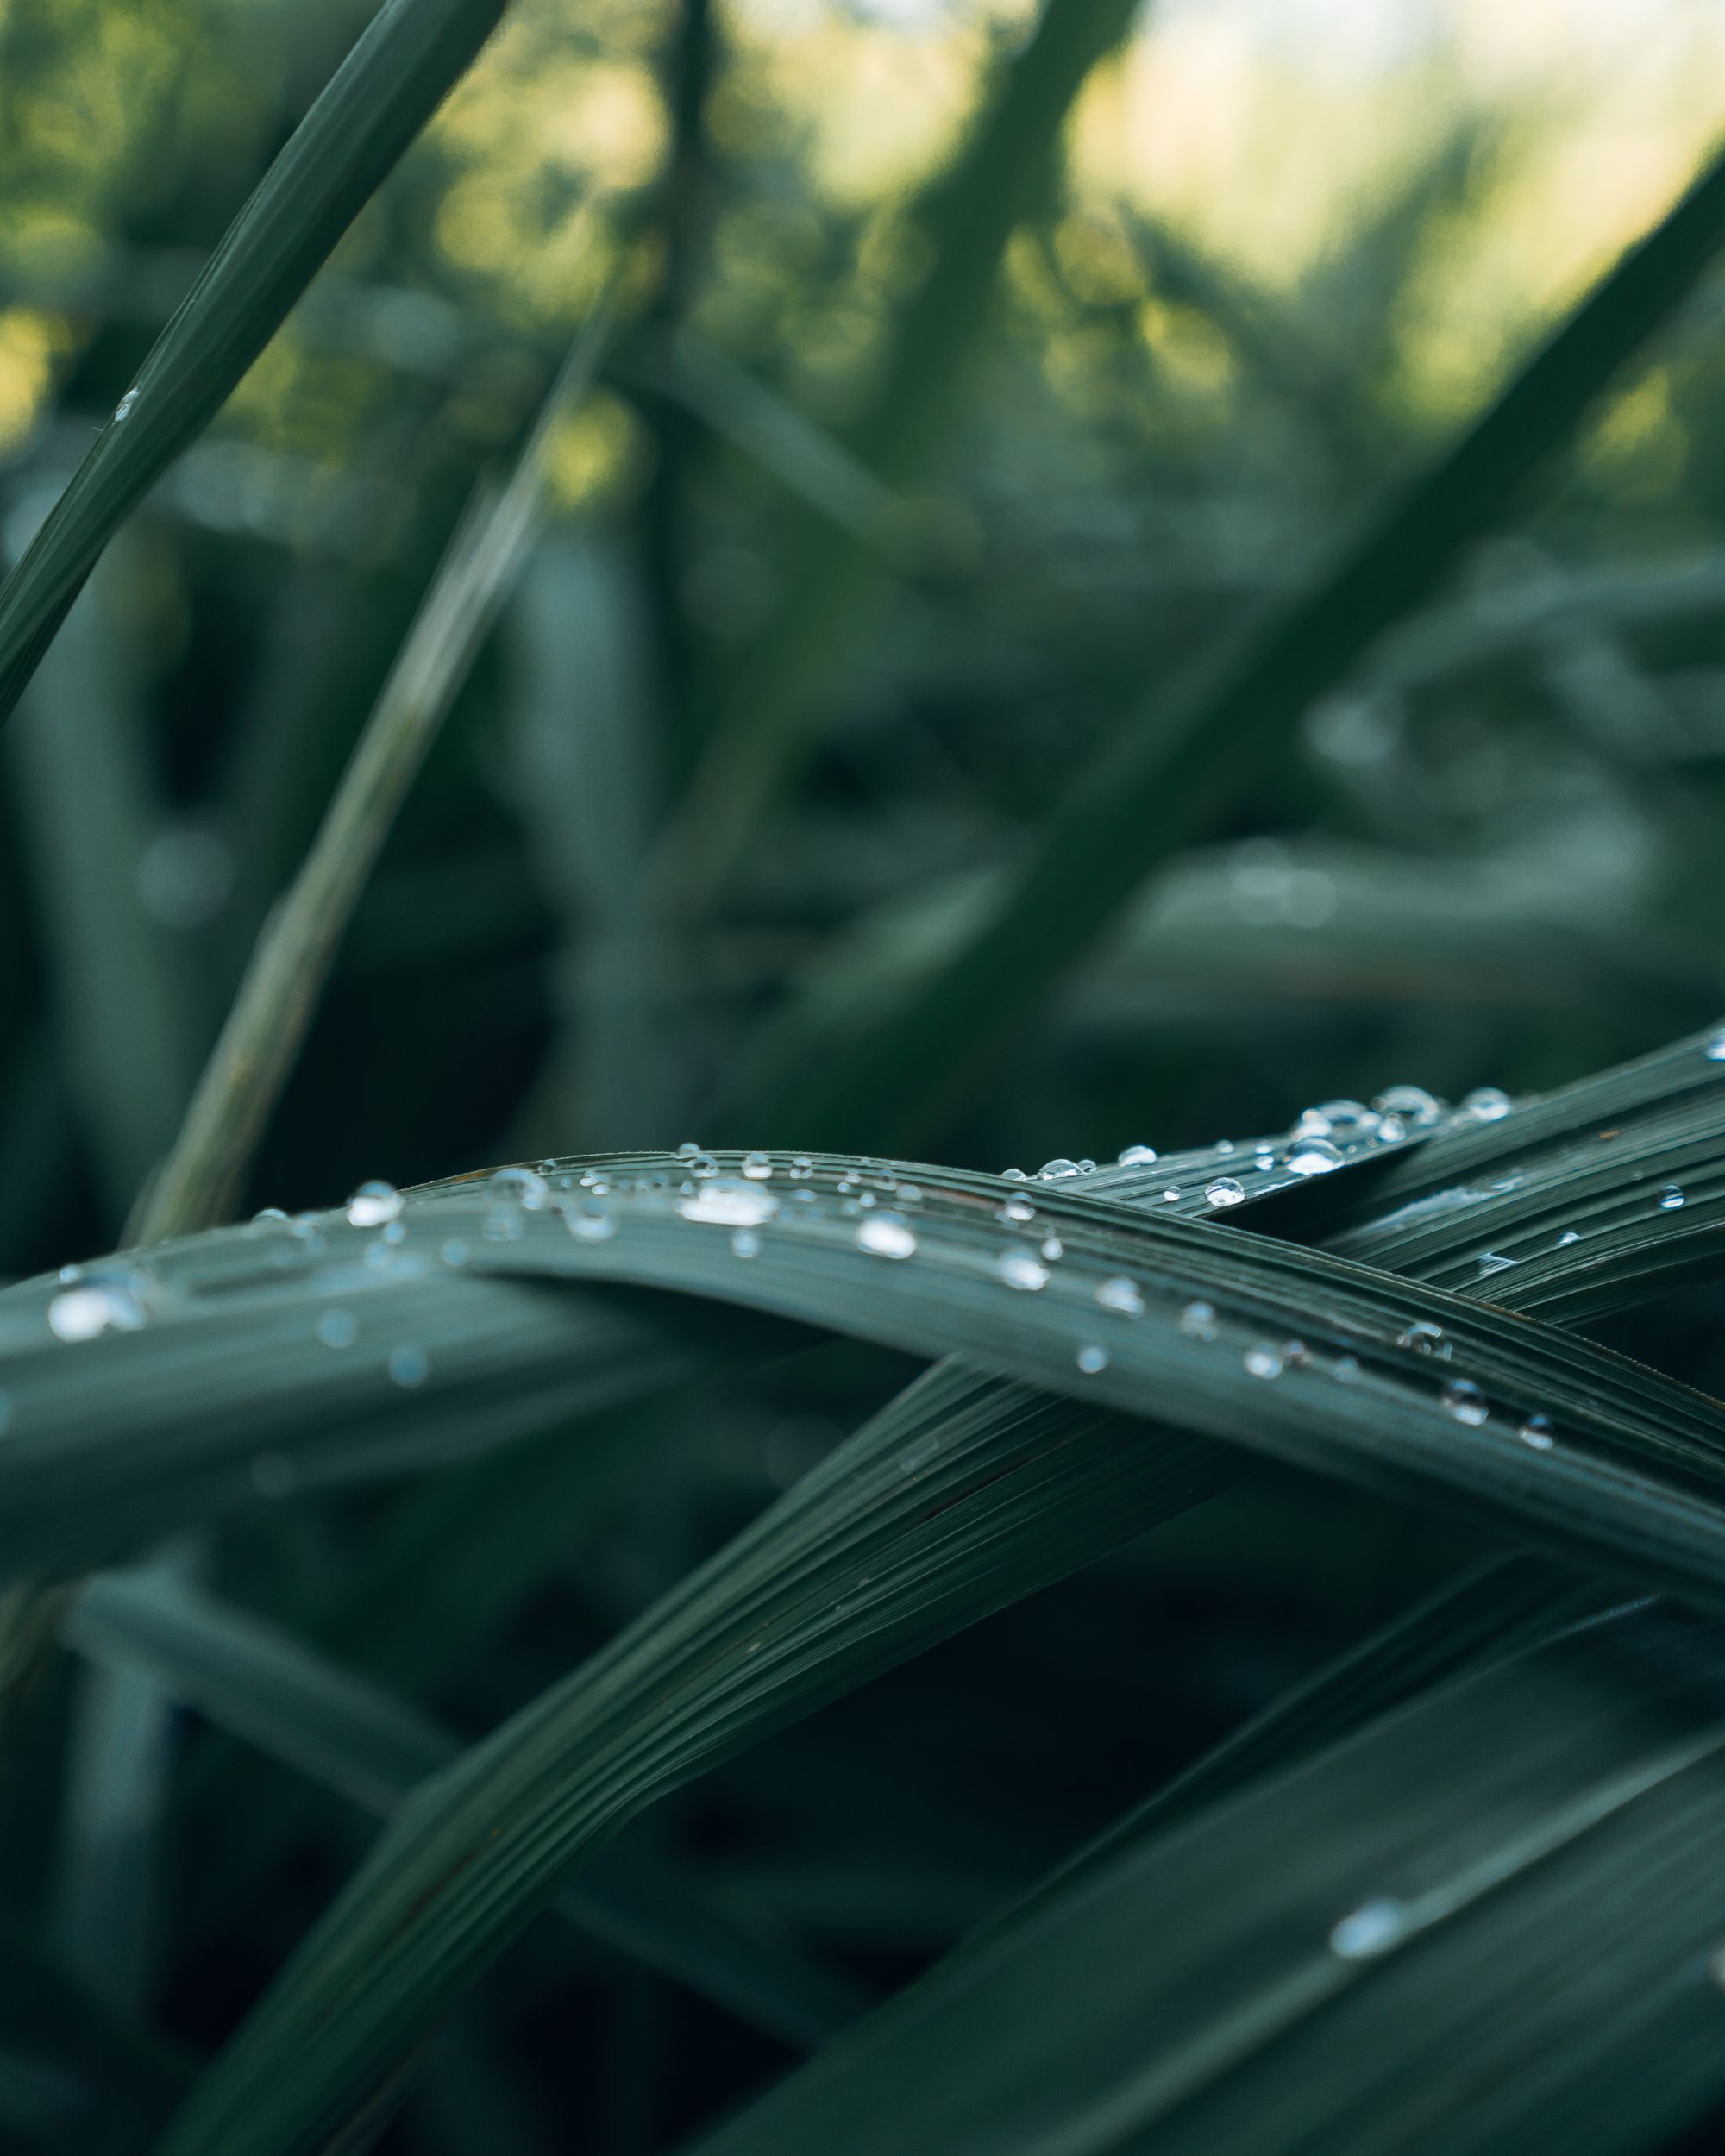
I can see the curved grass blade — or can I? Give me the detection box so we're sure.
[681,1601,1725,2156]
[992,1552,1622,1938]
[0,0,510,728]
[66,1572,865,2049]
[752,139,1725,1147]
[140,1156,1725,2153]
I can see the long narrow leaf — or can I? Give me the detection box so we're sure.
[0,0,510,727]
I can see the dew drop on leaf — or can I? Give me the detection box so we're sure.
[315,1309,357,1350]
[1329,1897,1408,1959]
[856,1213,917,1260]
[387,1345,429,1388]
[1076,1344,1108,1374]
[1283,1137,1344,1176]
[676,1179,778,1227]
[1441,1379,1488,1426]
[346,1181,402,1228]
[1095,1276,1143,1316]
[1205,1177,1245,1208]
[998,1246,1048,1291]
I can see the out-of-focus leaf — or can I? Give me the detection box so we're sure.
[754,137,1725,1147]
[66,1570,866,2048]
[657,0,1144,907]
[0,0,509,727]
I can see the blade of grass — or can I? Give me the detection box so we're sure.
[136,1159,1725,2151]
[0,0,511,729]
[66,1570,867,2048]
[746,135,1725,1148]
[680,1601,1725,2156]
[136,305,612,1243]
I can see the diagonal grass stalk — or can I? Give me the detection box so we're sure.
[134,306,612,1246]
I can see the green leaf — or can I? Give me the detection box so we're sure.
[749,136,1725,1147]
[0,0,509,728]
[142,1150,1725,2150]
[680,1601,1725,2156]
[66,1571,866,2048]
[655,0,1143,908]
[989,1551,1618,1938]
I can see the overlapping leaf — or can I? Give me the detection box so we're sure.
[683,1601,1725,2156]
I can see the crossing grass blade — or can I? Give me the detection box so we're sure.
[0,0,510,729]
[66,1570,866,2048]
[747,138,1725,1148]
[95,1159,1725,2147]
[679,1601,1725,2156]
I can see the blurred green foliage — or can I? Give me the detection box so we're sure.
[3,0,1725,2147]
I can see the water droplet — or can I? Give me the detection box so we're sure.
[1180,1300,1218,1340]
[113,387,140,424]
[1077,1159,1096,1175]
[490,1166,549,1209]
[676,1178,778,1227]
[1706,1027,1725,1064]
[345,1180,402,1228]
[1660,1183,1685,1211]
[1116,1144,1157,1167]
[380,1219,406,1246]
[1205,1177,1246,1209]
[1441,1379,1488,1426]
[1397,1319,1446,1357]
[1040,1236,1063,1261]
[1244,1343,1283,1380]
[47,1283,144,1342]
[315,1308,357,1350]
[441,1238,469,1267]
[1333,1355,1361,1382]
[1374,1114,1408,1144]
[1517,1414,1554,1451]
[1076,1344,1109,1375]
[1001,1167,1028,1181]
[731,1229,762,1258]
[250,1452,295,1499]
[1037,1158,1081,1181]
[1330,1897,1408,1959]
[789,1156,814,1180]
[741,1151,773,1181]
[1299,1099,1377,1142]
[1282,1338,1308,1367]
[1558,1230,1580,1248]
[1283,1137,1344,1177]
[564,1198,616,1242]
[998,1196,1036,1224]
[675,1142,703,1160]
[253,1206,288,1225]
[998,1246,1049,1291]
[1477,1251,1515,1275]
[856,1213,917,1260]
[1456,1086,1513,1124]
[1372,1086,1445,1128]
[387,1345,428,1388]
[1162,1187,1182,1203]
[289,1218,324,1257]
[1096,1276,1144,1316]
